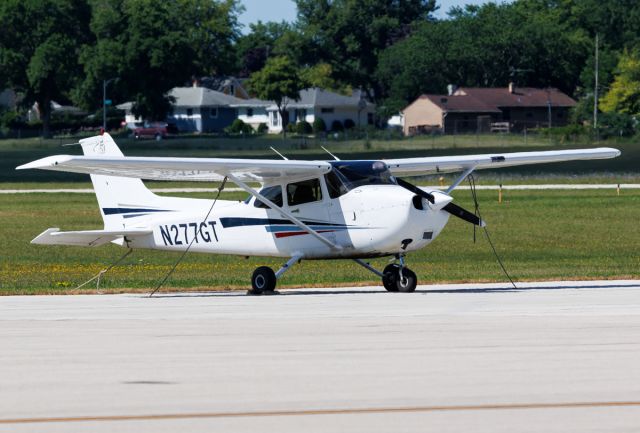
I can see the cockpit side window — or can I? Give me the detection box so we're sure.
[254,185,283,208]
[287,178,322,206]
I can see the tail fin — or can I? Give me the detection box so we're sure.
[80,133,162,230]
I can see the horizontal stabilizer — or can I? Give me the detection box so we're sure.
[32,228,152,247]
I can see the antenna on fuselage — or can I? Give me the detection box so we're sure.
[321,146,340,161]
[269,147,288,160]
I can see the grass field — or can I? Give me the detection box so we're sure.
[1,189,637,295]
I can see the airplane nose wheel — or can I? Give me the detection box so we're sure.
[250,266,276,295]
[382,263,417,293]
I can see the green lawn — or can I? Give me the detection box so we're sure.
[1,189,637,294]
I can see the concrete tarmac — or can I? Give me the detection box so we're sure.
[1,280,640,432]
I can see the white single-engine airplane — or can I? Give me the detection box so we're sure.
[18,133,620,293]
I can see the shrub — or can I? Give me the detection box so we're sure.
[226,118,253,134]
[313,117,326,133]
[257,123,268,133]
[295,120,312,135]
[286,122,296,133]
[343,118,355,129]
[331,120,344,132]
[597,112,635,138]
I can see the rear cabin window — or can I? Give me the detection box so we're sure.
[287,179,322,206]
[254,185,283,208]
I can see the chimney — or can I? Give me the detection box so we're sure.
[508,82,515,93]
[447,84,457,96]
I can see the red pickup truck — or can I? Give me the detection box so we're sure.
[133,122,169,140]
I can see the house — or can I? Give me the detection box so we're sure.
[119,86,245,132]
[166,86,243,132]
[402,84,577,136]
[263,88,376,134]
[0,89,17,110]
[230,98,272,131]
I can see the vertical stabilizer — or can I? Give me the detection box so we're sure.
[79,133,162,229]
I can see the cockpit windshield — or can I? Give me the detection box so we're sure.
[325,161,395,198]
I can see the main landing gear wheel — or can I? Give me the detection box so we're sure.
[250,266,276,295]
[382,264,417,293]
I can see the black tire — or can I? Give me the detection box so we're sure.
[382,264,400,292]
[134,133,140,140]
[251,266,276,294]
[396,268,417,293]
[155,133,162,141]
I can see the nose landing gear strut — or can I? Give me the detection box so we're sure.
[354,255,418,293]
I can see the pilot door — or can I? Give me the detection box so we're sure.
[283,177,333,243]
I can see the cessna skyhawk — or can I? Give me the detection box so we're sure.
[17,133,620,293]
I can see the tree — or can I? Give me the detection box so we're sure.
[0,0,92,137]
[294,0,437,101]
[76,0,241,120]
[248,56,303,134]
[600,49,640,116]
[300,63,350,94]
[235,20,293,76]
[376,1,588,114]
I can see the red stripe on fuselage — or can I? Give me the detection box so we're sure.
[274,230,335,238]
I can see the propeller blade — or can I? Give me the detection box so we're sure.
[396,177,485,226]
[442,202,485,227]
[395,177,434,203]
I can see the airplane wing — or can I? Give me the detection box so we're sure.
[384,147,621,176]
[17,155,332,182]
[32,228,152,247]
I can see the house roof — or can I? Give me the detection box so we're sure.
[419,94,501,113]
[456,87,577,108]
[264,88,374,111]
[410,86,576,114]
[229,98,273,108]
[168,87,244,107]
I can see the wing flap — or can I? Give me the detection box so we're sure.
[385,147,621,176]
[17,155,332,182]
[32,228,152,247]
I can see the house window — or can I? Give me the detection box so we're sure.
[271,112,279,127]
[321,107,334,114]
[210,107,218,118]
[247,108,254,117]
[229,85,235,95]
[186,108,193,116]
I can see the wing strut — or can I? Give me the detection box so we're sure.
[227,174,342,251]
[446,166,476,193]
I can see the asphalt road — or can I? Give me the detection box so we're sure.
[1,280,640,432]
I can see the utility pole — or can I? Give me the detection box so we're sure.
[103,78,117,131]
[593,34,599,129]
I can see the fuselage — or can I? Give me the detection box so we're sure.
[124,184,450,259]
